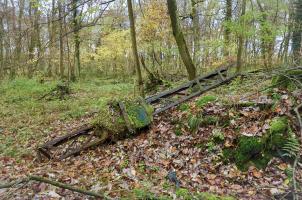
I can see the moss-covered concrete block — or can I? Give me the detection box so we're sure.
[92,97,154,139]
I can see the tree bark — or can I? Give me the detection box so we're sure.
[292,0,302,65]
[236,0,246,74]
[256,0,276,68]
[0,16,3,79]
[191,0,200,66]
[167,0,196,80]
[224,0,232,57]
[72,0,80,81]
[127,0,144,96]
[58,0,65,79]
[28,0,35,78]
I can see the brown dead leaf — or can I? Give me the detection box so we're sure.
[277,163,288,171]
[252,170,262,179]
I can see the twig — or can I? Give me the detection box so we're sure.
[0,175,111,199]
[293,156,299,200]
[294,103,302,143]
[0,177,29,189]
[293,103,302,200]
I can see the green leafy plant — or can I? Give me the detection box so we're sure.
[282,135,300,159]
[212,129,225,143]
[188,115,202,133]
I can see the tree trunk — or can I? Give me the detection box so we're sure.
[0,16,3,79]
[50,0,56,76]
[58,0,65,79]
[72,0,80,81]
[256,0,276,68]
[33,0,41,70]
[224,0,232,57]
[236,0,246,74]
[28,0,35,78]
[292,0,302,65]
[167,0,196,80]
[191,0,200,66]
[127,0,144,96]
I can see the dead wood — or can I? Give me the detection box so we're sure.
[0,175,111,199]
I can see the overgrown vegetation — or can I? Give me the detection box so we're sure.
[0,78,133,158]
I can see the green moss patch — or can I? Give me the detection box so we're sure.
[92,98,154,138]
[196,95,217,108]
[265,117,288,150]
[272,69,302,90]
[223,117,290,171]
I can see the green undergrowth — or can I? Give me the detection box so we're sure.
[223,117,290,171]
[124,187,235,200]
[196,95,217,108]
[0,78,133,158]
[272,68,302,90]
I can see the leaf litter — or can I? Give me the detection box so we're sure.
[1,87,302,199]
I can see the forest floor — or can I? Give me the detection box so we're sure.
[0,74,301,199]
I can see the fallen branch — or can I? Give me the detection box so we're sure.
[294,103,302,143]
[0,175,110,199]
[293,103,302,200]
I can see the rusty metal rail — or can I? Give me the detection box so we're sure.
[37,66,236,161]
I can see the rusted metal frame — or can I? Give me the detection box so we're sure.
[145,67,228,104]
[153,75,237,115]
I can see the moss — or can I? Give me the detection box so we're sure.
[195,192,235,200]
[222,117,289,171]
[233,136,264,171]
[196,95,217,108]
[272,69,302,90]
[252,152,273,169]
[266,117,288,150]
[174,125,183,136]
[222,148,235,162]
[92,98,154,138]
[176,188,191,200]
[222,136,265,171]
[178,103,190,111]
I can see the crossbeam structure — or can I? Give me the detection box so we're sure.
[37,66,236,161]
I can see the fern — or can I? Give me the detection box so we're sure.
[282,135,300,158]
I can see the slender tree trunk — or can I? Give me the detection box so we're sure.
[16,0,24,72]
[282,12,293,63]
[191,0,200,66]
[292,0,302,65]
[50,0,57,76]
[224,0,232,57]
[72,0,80,81]
[236,0,246,74]
[9,0,17,78]
[167,0,196,80]
[127,0,144,96]
[0,17,3,79]
[47,14,52,76]
[33,0,41,70]
[28,0,35,78]
[58,0,64,79]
